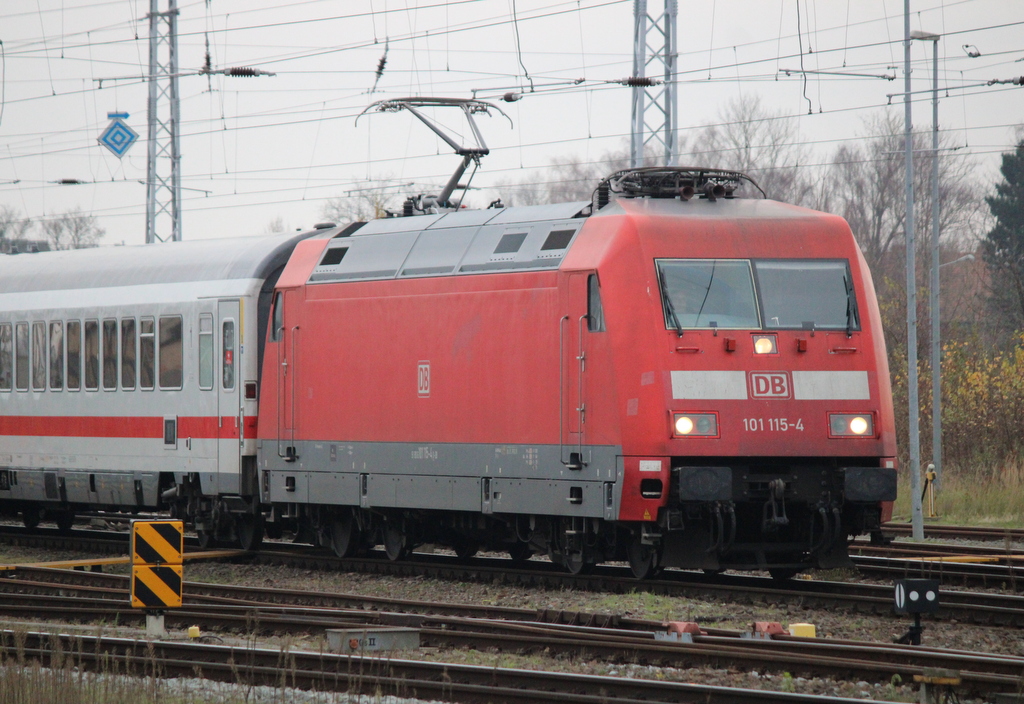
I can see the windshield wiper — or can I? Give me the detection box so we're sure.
[693,260,717,327]
[843,273,858,337]
[658,266,684,337]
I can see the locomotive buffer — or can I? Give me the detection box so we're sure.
[130,519,184,637]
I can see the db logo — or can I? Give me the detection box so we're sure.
[417,361,431,397]
[749,371,791,399]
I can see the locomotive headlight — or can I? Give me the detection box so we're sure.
[673,413,718,437]
[752,335,777,355]
[829,413,874,437]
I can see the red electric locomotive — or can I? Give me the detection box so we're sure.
[257,167,897,578]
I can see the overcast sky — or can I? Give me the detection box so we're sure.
[1,0,1022,246]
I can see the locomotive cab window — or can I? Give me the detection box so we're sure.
[159,315,183,390]
[49,321,63,390]
[66,320,81,391]
[587,274,606,332]
[656,259,759,329]
[0,323,12,391]
[753,259,859,331]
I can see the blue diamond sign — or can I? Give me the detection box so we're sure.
[98,112,139,158]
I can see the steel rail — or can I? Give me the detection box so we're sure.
[1,592,1021,698]
[1,629,898,704]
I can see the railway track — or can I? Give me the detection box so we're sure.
[1,628,912,704]
[2,569,1022,699]
[5,526,1024,626]
[883,522,1024,542]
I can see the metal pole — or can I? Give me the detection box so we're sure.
[630,0,647,168]
[929,38,941,492]
[664,0,678,166]
[145,0,157,245]
[904,0,925,540]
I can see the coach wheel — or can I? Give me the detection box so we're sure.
[197,530,217,550]
[383,521,409,561]
[508,541,533,564]
[626,539,661,580]
[330,513,359,559]
[54,511,75,534]
[236,514,264,552]
[22,507,42,531]
[453,539,479,561]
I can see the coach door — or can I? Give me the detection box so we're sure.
[217,300,242,485]
[560,272,593,470]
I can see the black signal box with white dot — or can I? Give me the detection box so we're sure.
[894,579,940,614]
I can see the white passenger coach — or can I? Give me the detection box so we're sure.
[0,231,313,546]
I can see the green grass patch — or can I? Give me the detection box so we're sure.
[891,459,1024,527]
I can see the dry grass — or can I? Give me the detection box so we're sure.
[891,459,1024,526]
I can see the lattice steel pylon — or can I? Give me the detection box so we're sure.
[146,0,181,243]
[630,0,678,168]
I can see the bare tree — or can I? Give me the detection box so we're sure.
[822,111,985,273]
[496,146,651,206]
[40,207,104,250]
[683,95,814,205]
[263,216,286,234]
[322,181,402,223]
[0,205,32,246]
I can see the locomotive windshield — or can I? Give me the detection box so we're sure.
[657,258,859,331]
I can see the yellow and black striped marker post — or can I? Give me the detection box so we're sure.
[130,520,183,610]
[131,564,183,608]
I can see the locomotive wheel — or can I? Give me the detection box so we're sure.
[453,539,479,561]
[22,507,41,531]
[508,541,533,564]
[383,521,409,561]
[236,514,264,552]
[330,513,359,558]
[54,511,75,534]
[626,539,661,580]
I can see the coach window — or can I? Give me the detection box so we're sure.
[31,322,46,391]
[84,321,99,390]
[121,318,136,390]
[49,322,63,390]
[66,320,81,391]
[198,314,213,390]
[222,320,236,390]
[15,322,28,391]
[140,318,155,390]
[270,292,283,342]
[102,319,118,390]
[0,323,12,391]
[587,274,606,332]
[159,315,183,389]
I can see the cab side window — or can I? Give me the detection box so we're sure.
[271,292,284,342]
[587,274,606,332]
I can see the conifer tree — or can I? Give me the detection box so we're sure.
[983,140,1024,331]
